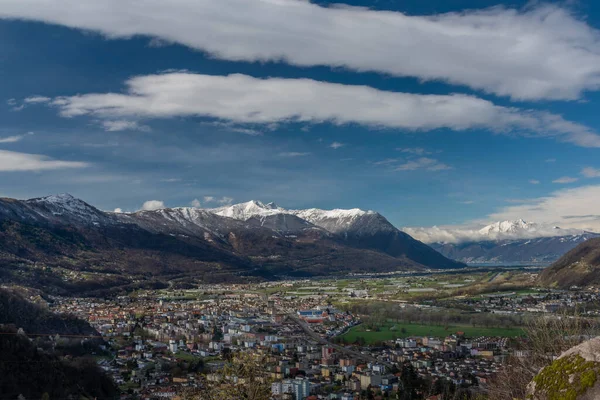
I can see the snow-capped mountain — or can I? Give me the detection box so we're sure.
[211,200,284,221]
[405,218,599,265]
[425,219,598,265]
[0,194,465,293]
[478,219,538,235]
[210,201,395,236]
[476,219,583,241]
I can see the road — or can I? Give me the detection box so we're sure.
[286,314,392,367]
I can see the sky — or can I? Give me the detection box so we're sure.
[2,0,600,242]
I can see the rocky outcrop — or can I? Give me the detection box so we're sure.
[528,337,600,399]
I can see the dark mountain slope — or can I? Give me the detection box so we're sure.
[0,288,117,399]
[0,194,463,294]
[539,238,600,288]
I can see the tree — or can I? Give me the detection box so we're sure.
[397,363,427,400]
[196,352,272,400]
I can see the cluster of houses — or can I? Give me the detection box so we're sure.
[46,284,520,400]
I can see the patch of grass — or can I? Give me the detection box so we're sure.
[175,351,200,361]
[340,322,525,344]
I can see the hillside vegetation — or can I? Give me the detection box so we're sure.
[539,238,600,288]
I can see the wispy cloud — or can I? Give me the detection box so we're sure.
[23,96,51,104]
[529,179,541,185]
[373,158,399,166]
[581,167,600,178]
[36,73,600,148]
[202,196,233,205]
[0,149,88,171]
[7,96,51,111]
[330,142,344,150]
[278,152,310,157]
[553,176,579,184]
[101,120,149,132]
[208,121,262,136]
[217,196,233,205]
[397,147,431,155]
[395,157,451,171]
[0,132,34,143]
[4,2,600,100]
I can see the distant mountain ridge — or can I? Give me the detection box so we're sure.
[0,194,463,295]
[432,233,600,265]
[407,219,598,265]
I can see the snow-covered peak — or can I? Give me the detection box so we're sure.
[405,219,590,244]
[291,208,374,222]
[208,201,392,235]
[27,193,92,212]
[289,207,394,235]
[25,193,112,225]
[211,200,285,221]
[479,219,538,235]
[30,193,77,204]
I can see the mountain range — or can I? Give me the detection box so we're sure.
[0,194,463,295]
[420,220,600,265]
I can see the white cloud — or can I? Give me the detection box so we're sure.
[330,142,344,149]
[553,176,579,184]
[374,158,399,166]
[101,120,149,132]
[409,185,600,243]
[160,178,181,182]
[529,179,541,185]
[545,158,557,163]
[7,96,51,112]
[23,96,51,104]
[0,149,88,171]
[38,73,600,147]
[140,200,165,211]
[397,147,431,155]
[460,200,475,205]
[581,167,600,178]
[488,185,600,232]
[0,132,34,143]
[202,196,233,205]
[228,127,262,136]
[395,157,451,171]
[113,207,123,213]
[4,2,600,100]
[217,196,233,205]
[190,198,201,208]
[279,152,310,157]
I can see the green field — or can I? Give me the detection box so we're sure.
[175,351,201,361]
[340,322,525,344]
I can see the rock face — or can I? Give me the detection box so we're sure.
[528,337,600,400]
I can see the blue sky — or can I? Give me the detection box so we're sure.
[2,0,600,240]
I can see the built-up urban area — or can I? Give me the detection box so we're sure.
[47,274,600,400]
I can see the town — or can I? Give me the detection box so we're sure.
[44,272,600,400]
